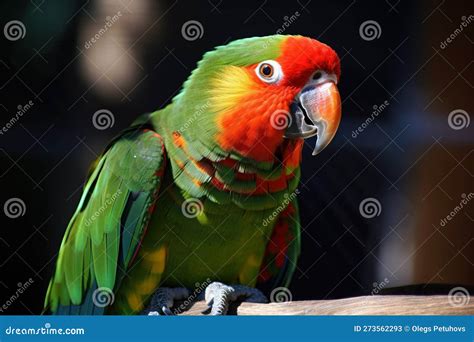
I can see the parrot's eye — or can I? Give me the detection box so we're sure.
[256,60,282,84]
[260,64,273,77]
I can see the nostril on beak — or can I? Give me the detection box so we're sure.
[312,71,322,80]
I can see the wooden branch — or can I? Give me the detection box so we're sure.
[181,295,474,315]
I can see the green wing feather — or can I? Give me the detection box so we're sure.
[45,126,166,314]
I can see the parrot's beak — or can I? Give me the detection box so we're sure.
[284,74,341,155]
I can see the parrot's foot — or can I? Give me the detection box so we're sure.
[145,287,189,315]
[203,282,268,315]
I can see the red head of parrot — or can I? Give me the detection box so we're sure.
[168,35,342,169]
[212,36,341,163]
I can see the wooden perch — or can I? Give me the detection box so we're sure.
[181,295,474,315]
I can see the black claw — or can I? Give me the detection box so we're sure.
[201,298,213,315]
[144,287,191,315]
[201,305,212,315]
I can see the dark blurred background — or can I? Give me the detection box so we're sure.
[0,0,472,314]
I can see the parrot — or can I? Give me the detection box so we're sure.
[44,34,342,315]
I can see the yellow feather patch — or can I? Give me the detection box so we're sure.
[209,66,257,113]
[136,278,159,294]
[126,293,142,312]
[239,254,262,287]
[147,245,167,274]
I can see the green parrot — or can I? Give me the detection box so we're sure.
[44,35,342,315]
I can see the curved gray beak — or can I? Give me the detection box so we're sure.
[284,76,342,155]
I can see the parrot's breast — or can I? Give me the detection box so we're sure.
[124,181,284,293]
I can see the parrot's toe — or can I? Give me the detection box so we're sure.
[144,287,189,315]
[203,282,268,315]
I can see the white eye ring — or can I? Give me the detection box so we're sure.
[255,60,283,84]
